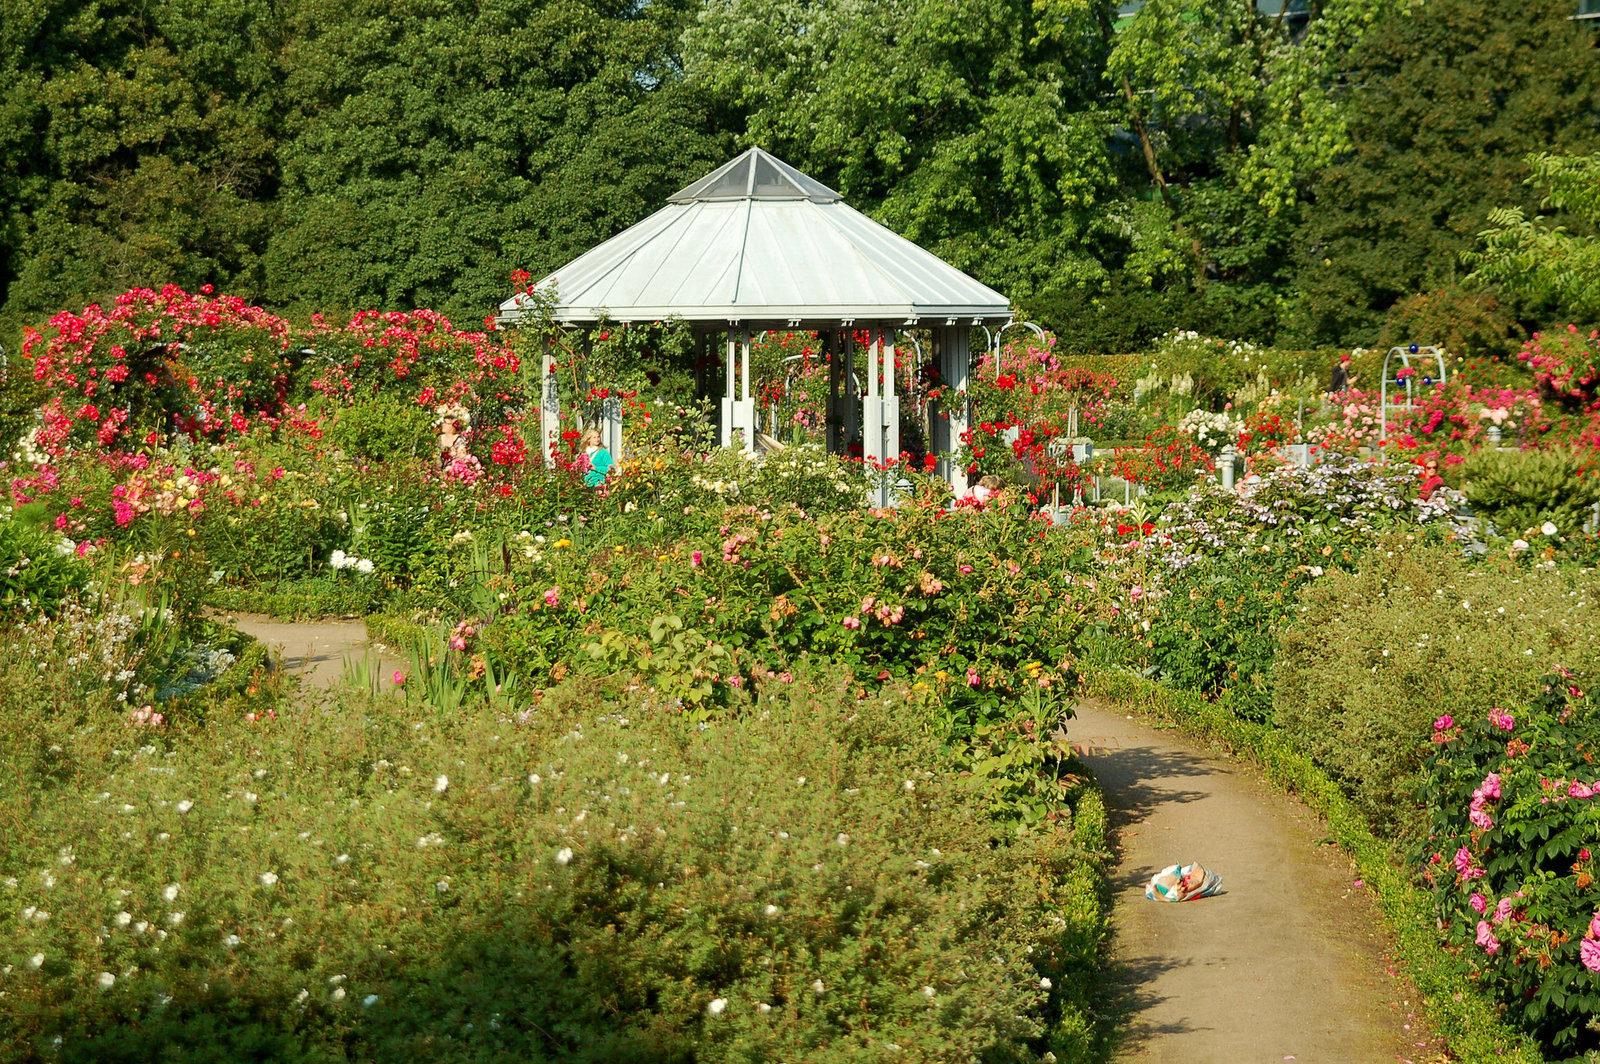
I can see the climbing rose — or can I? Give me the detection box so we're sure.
[1433,714,1453,732]
[1488,708,1515,731]
[1469,893,1488,915]
[1582,939,1600,973]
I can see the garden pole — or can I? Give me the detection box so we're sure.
[862,326,882,466]
[740,327,756,453]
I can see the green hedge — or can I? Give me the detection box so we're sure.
[1083,669,1545,1064]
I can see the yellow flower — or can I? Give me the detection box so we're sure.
[614,545,625,553]
[554,538,572,549]
[934,670,948,680]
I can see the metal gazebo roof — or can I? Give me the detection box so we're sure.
[498,148,1012,326]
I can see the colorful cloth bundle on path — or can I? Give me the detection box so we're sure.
[1145,863,1224,902]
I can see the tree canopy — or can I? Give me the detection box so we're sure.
[1,0,1598,350]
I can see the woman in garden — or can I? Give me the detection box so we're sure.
[581,428,613,488]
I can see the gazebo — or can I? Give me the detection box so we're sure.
[497,147,1013,494]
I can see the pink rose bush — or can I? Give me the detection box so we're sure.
[1422,675,1600,1055]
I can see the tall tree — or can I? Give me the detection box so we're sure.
[1287,0,1600,346]
[1467,151,1600,323]
[263,0,728,324]
[685,0,1122,305]
[0,0,280,335]
[1087,0,1384,339]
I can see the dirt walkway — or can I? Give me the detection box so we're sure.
[226,612,400,689]
[1064,698,1430,1064]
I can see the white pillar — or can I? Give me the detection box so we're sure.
[881,326,900,465]
[539,342,560,468]
[720,328,737,448]
[935,326,971,496]
[736,329,756,452]
[862,326,883,465]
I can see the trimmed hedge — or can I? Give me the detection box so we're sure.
[1083,668,1545,1064]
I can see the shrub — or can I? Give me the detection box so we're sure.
[320,393,436,464]
[1110,426,1214,492]
[0,509,86,616]
[1460,448,1600,537]
[1274,543,1600,842]
[1519,325,1600,411]
[1420,677,1600,1057]
[0,665,1109,1063]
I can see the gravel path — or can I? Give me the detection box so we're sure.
[1064,698,1430,1064]
[226,612,401,689]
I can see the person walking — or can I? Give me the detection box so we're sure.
[1329,353,1353,394]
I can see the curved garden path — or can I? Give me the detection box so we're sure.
[1064,698,1432,1064]
[219,613,1431,1060]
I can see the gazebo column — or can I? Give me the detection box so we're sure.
[861,325,900,467]
[881,326,900,464]
[539,340,560,468]
[843,330,858,449]
[934,325,972,495]
[720,325,756,453]
[862,327,881,464]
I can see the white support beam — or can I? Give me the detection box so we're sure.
[881,326,899,465]
[539,342,560,468]
[935,326,971,496]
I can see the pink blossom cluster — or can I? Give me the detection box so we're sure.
[1520,325,1600,409]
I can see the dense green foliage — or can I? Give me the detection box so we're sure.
[1274,543,1600,843]
[4,0,1599,348]
[0,0,726,334]
[1288,0,1600,346]
[0,653,1110,1062]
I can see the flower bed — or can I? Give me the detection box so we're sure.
[0,661,1110,1062]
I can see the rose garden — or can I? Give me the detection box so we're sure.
[1,263,1597,1062]
[4,2,1600,1056]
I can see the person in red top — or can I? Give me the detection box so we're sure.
[1329,352,1353,394]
